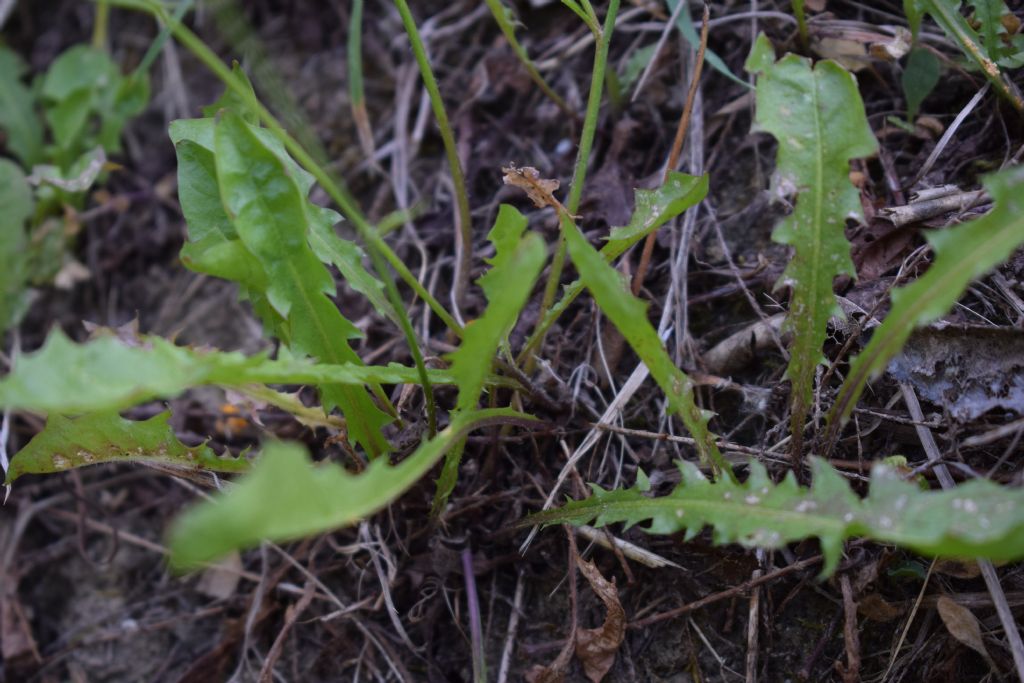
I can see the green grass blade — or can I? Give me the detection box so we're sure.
[746,35,877,459]
[393,0,473,308]
[5,411,248,484]
[168,408,538,570]
[563,217,733,480]
[525,457,1024,576]
[828,165,1024,437]
[347,0,375,159]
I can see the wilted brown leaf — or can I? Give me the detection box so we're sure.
[857,593,903,622]
[502,164,562,211]
[575,558,625,683]
[937,595,993,666]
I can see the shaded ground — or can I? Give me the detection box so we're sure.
[2,0,1024,681]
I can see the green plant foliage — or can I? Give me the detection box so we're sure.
[829,165,1024,434]
[525,458,1024,576]
[0,160,32,335]
[0,46,45,167]
[4,411,248,483]
[434,206,545,511]
[526,172,707,358]
[563,217,734,480]
[168,408,536,569]
[41,44,150,157]
[452,206,545,413]
[907,0,1023,110]
[902,47,941,121]
[0,329,456,414]
[746,34,877,456]
[178,110,392,456]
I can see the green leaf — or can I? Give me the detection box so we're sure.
[746,34,877,454]
[525,457,1024,576]
[452,208,545,412]
[99,72,150,153]
[213,110,391,455]
[45,88,93,152]
[911,0,1024,111]
[0,46,44,167]
[306,205,397,325]
[434,206,545,512]
[902,47,941,121]
[0,159,32,335]
[201,61,260,123]
[40,45,119,102]
[563,216,733,479]
[4,411,248,484]
[529,173,708,352]
[829,165,1024,433]
[42,45,122,153]
[0,329,458,415]
[168,408,537,569]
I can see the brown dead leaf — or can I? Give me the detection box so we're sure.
[857,593,904,622]
[937,595,993,666]
[502,164,561,211]
[575,558,625,683]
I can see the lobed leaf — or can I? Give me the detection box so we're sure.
[168,408,537,569]
[172,110,397,455]
[746,34,877,455]
[0,329,457,415]
[435,205,545,511]
[214,111,392,455]
[525,458,1024,576]
[4,411,247,484]
[829,165,1024,434]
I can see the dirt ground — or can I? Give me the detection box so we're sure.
[2,0,1024,681]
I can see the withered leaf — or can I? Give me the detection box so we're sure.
[502,164,561,211]
[937,595,993,664]
[575,558,625,683]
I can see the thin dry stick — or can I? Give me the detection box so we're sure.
[630,551,826,629]
[838,574,861,683]
[900,382,1024,683]
[631,1,709,296]
[496,572,525,683]
[257,580,316,683]
[745,551,763,683]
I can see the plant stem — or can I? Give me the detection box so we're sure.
[93,0,110,50]
[484,0,575,118]
[393,0,473,317]
[792,0,809,50]
[520,0,620,370]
